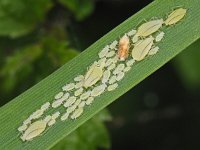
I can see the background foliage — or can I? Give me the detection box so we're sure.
[0,0,200,150]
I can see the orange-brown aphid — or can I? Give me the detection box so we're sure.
[117,35,130,61]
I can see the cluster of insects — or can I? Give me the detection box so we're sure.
[17,8,187,141]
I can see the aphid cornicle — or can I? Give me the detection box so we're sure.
[131,36,154,61]
[165,8,187,25]
[117,35,130,61]
[83,62,104,88]
[20,120,46,141]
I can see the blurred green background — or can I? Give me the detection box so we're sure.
[0,0,200,150]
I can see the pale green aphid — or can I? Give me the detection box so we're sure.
[91,84,107,97]
[74,75,84,82]
[132,35,139,43]
[62,83,75,91]
[23,118,32,125]
[30,109,44,120]
[107,83,118,91]
[80,91,91,100]
[54,92,64,100]
[83,62,104,88]
[64,96,76,107]
[113,64,125,75]
[98,57,107,65]
[102,70,111,83]
[127,29,137,37]
[124,66,131,72]
[107,63,116,70]
[85,97,94,105]
[20,120,46,141]
[132,36,154,61]
[106,51,116,58]
[98,46,109,58]
[78,101,86,108]
[155,32,165,42]
[136,19,164,37]
[126,59,135,67]
[67,105,77,114]
[51,111,60,120]
[41,102,50,111]
[148,46,160,55]
[165,8,187,25]
[61,112,69,121]
[74,99,82,106]
[109,75,117,84]
[105,58,114,67]
[71,107,84,120]
[110,40,118,50]
[43,115,51,123]
[47,119,56,126]
[18,124,28,132]
[74,88,84,96]
[52,99,63,108]
[116,72,125,81]
[61,93,70,101]
[75,81,83,89]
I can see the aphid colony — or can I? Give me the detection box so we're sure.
[18,8,187,141]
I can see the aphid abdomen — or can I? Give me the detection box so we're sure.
[71,108,84,119]
[165,8,187,25]
[117,35,130,61]
[131,36,154,61]
[136,19,164,37]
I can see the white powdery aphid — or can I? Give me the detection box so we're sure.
[107,63,116,71]
[62,83,75,92]
[64,96,76,107]
[43,115,52,123]
[74,75,84,82]
[67,105,77,114]
[41,102,50,111]
[52,111,60,120]
[105,58,114,67]
[47,119,56,126]
[52,99,63,108]
[78,101,86,108]
[20,120,46,141]
[75,81,83,89]
[98,46,109,58]
[148,46,160,56]
[116,72,125,81]
[86,97,94,105]
[126,59,135,67]
[165,8,187,25]
[118,35,130,61]
[80,91,91,100]
[110,40,118,50]
[136,19,164,37]
[109,75,117,84]
[61,112,69,121]
[83,62,104,88]
[102,70,111,83]
[124,66,131,72]
[113,64,125,75]
[107,83,118,91]
[62,93,70,101]
[74,99,82,107]
[98,57,107,65]
[91,84,107,97]
[74,88,84,96]
[23,118,32,125]
[30,109,44,120]
[54,92,64,100]
[131,36,154,61]
[18,124,28,132]
[106,51,116,58]
[71,107,84,120]
[155,32,165,42]
[127,29,137,37]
